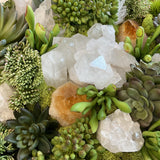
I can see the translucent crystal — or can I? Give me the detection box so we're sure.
[42,23,137,89]
[97,109,144,153]
[41,49,68,88]
[0,83,14,122]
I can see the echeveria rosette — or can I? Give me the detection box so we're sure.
[50,117,107,160]
[25,5,60,55]
[51,0,118,37]
[124,26,160,63]
[5,104,59,160]
[117,60,160,128]
[2,41,43,111]
[71,84,131,133]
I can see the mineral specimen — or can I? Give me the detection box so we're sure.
[42,23,137,89]
[97,109,144,153]
[0,83,14,122]
[49,81,90,126]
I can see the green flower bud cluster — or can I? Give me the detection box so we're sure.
[51,0,118,37]
[25,5,60,55]
[71,84,131,133]
[0,122,15,160]
[5,104,58,160]
[32,149,45,160]
[50,117,106,160]
[124,25,160,62]
[141,120,160,159]
[2,41,43,111]
[117,60,160,128]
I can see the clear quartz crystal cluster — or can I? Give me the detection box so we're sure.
[97,109,144,153]
[42,23,137,89]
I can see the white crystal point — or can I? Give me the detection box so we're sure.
[89,56,107,70]
[41,49,68,88]
[152,53,160,63]
[97,109,144,153]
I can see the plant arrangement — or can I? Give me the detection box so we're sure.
[124,25,160,62]
[2,0,160,160]
[5,103,59,160]
[71,84,131,133]
[1,41,43,111]
[25,5,60,55]
[51,0,118,37]
[0,0,27,72]
[117,60,160,128]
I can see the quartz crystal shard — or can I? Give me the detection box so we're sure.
[97,109,144,153]
[42,23,137,89]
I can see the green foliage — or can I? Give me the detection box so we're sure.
[150,0,160,17]
[51,0,118,37]
[71,84,131,133]
[25,5,60,55]
[98,150,121,160]
[5,104,59,160]
[141,120,160,159]
[32,149,45,160]
[2,41,43,111]
[117,60,160,128]
[142,14,155,36]
[50,117,106,160]
[0,122,15,160]
[124,26,160,62]
[0,0,27,70]
[125,0,150,23]
[39,81,55,110]
[120,151,144,160]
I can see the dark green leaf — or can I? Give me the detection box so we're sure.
[6,119,18,129]
[33,103,41,120]
[13,110,22,119]
[37,106,49,123]
[5,132,17,144]
[38,135,51,154]
[17,148,30,160]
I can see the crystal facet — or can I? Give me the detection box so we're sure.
[97,109,144,153]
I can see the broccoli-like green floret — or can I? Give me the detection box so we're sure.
[2,41,43,111]
[142,14,155,36]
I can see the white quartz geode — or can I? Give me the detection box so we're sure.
[97,109,144,153]
[42,23,137,89]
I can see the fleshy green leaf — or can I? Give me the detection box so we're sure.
[17,148,30,160]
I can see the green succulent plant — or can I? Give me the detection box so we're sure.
[125,0,150,23]
[141,119,160,160]
[150,0,160,17]
[1,41,43,111]
[0,122,15,160]
[124,25,160,62]
[50,117,107,160]
[71,84,131,133]
[51,0,118,37]
[25,5,60,55]
[0,0,28,71]
[31,149,45,160]
[5,103,59,160]
[117,60,160,128]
